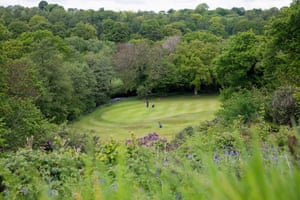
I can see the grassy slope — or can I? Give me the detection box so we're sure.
[71,95,220,140]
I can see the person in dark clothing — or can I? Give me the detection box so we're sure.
[158,121,162,128]
[146,99,149,108]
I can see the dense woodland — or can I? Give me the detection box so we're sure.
[0,0,300,199]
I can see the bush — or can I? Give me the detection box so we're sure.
[0,97,55,151]
[217,89,261,124]
[0,149,84,199]
[269,86,300,125]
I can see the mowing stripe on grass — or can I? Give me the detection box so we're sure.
[71,95,220,140]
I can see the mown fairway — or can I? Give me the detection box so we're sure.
[71,95,220,140]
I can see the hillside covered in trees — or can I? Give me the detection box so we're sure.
[0,0,300,150]
[1,1,300,199]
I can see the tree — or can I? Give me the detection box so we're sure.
[139,19,163,41]
[38,1,48,11]
[209,17,227,37]
[22,30,74,123]
[51,22,68,38]
[102,22,130,42]
[162,35,181,53]
[215,31,262,89]
[263,1,300,86]
[0,96,52,150]
[114,40,155,94]
[172,31,221,94]
[65,36,88,52]
[231,7,245,16]
[6,58,41,99]
[7,21,29,38]
[85,47,115,105]
[147,50,178,94]
[195,3,209,14]
[0,41,7,94]
[28,15,51,31]
[0,23,11,41]
[47,5,67,24]
[64,61,96,120]
[72,22,97,40]
[165,21,191,35]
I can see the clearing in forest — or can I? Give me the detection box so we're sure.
[71,95,220,140]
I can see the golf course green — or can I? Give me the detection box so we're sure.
[71,95,220,140]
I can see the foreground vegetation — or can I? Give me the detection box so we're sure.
[1,118,299,199]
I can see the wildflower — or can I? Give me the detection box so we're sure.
[48,189,58,196]
[98,179,105,184]
[186,153,192,159]
[213,152,220,163]
[112,183,118,190]
[176,193,182,199]
[19,188,28,195]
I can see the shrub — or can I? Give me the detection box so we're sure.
[217,89,261,124]
[0,149,84,199]
[269,86,300,125]
[0,97,55,151]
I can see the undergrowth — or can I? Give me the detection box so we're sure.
[0,120,299,200]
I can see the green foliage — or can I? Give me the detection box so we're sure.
[0,23,11,41]
[209,17,227,37]
[136,85,149,98]
[215,30,261,89]
[146,61,177,95]
[264,1,300,86]
[139,19,163,41]
[0,97,54,150]
[85,49,115,106]
[7,20,29,38]
[38,1,48,11]
[294,88,300,122]
[2,122,299,199]
[73,22,97,40]
[28,15,51,31]
[5,58,41,99]
[0,118,10,150]
[67,61,96,116]
[97,139,119,165]
[217,89,261,124]
[213,131,237,149]
[114,41,152,93]
[0,148,84,199]
[103,22,131,42]
[172,31,221,94]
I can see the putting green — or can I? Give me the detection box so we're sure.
[71,95,220,140]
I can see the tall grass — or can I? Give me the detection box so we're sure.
[0,132,299,200]
[69,140,299,200]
